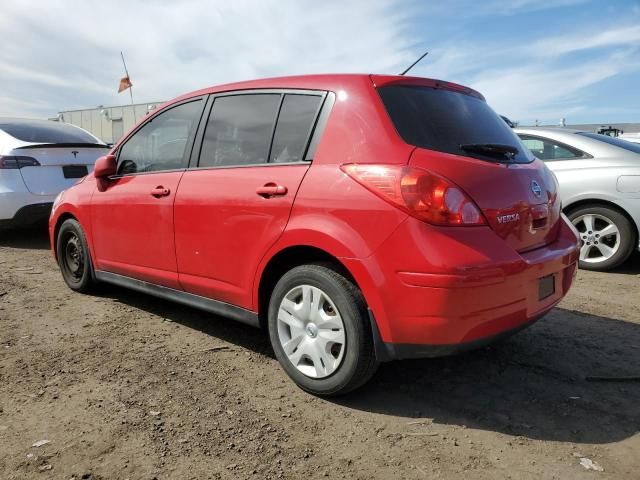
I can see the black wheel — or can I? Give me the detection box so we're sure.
[567,205,636,271]
[267,263,378,396]
[56,218,97,292]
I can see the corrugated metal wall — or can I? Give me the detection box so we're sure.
[58,102,164,144]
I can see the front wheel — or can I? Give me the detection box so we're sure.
[267,264,378,396]
[567,205,636,271]
[56,218,97,292]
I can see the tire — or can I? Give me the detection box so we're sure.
[56,218,97,292]
[567,205,636,271]
[267,263,378,396]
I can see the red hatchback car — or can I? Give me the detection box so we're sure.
[50,74,580,395]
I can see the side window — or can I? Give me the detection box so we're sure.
[270,94,323,163]
[518,135,583,161]
[117,100,202,174]
[520,137,545,158]
[199,94,280,168]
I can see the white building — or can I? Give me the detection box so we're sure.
[56,101,165,144]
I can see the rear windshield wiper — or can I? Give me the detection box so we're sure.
[460,143,519,161]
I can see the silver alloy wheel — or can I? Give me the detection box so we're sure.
[572,213,621,263]
[277,284,346,379]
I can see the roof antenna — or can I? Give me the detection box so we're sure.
[399,51,429,76]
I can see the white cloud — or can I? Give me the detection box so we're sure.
[470,57,623,121]
[0,0,638,125]
[413,0,589,18]
[0,96,51,118]
[528,25,640,57]
[0,0,414,117]
[483,0,588,14]
[411,21,640,124]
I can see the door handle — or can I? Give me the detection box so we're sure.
[150,186,171,197]
[256,183,288,198]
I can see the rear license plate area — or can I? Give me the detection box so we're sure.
[538,274,555,300]
[63,165,88,179]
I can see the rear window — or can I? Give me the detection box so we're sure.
[518,135,585,160]
[0,121,99,144]
[577,132,640,155]
[270,94,323,163]
[378,85,533,163]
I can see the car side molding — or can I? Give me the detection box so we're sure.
[95,271,260,327]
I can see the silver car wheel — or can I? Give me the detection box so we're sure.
[572,213,621,263]
[277,284,346,379]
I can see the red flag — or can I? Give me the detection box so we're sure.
[118,75,133,93]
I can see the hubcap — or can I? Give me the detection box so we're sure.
[305,323,318,338]
[572,213,620,263]
[277,284,346,379]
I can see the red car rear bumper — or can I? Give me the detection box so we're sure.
[342,216,580,360]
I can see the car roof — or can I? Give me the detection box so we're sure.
[1,117,63,126]
[513,127,589,148]
[514,127,585,135]
[0,117,103,146]
[167,73,484,105]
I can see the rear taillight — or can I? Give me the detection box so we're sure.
[0,155,40,169]
[341,164,486,226]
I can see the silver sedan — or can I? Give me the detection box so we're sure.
[515,127,640,271]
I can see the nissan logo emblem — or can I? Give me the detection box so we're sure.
[531,180,542,198]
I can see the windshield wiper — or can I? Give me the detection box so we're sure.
[460,143,519,161]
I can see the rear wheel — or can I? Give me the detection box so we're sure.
[267,264,378,396]
[56,218,97,292]
[567,205,635,271]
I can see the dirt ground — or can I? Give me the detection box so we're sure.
[0,227,639,480]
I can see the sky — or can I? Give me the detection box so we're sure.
[1,0,638,125]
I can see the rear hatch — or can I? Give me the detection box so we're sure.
[375,78,560,252]
[11,144,108,195]
[1,119,108,196]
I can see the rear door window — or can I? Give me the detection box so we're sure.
[270,94,323,163]
[199,94,280,168]
[378,85,533,163]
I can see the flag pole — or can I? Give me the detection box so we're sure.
[120,51,134,105]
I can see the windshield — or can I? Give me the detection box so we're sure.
[378,85,534,163]
[0,120,101,144]
[577,132,640,155]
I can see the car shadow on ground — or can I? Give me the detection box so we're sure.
[95,283,274,358]
[338,307,640,445]
[96,283,640,445]
[0,225,50,250]
[609,251,640,275]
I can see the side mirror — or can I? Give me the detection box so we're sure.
[94,154,116,178]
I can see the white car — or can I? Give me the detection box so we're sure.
[620,133,640,144]
[515,127,640,271]
[0,118,109,228]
